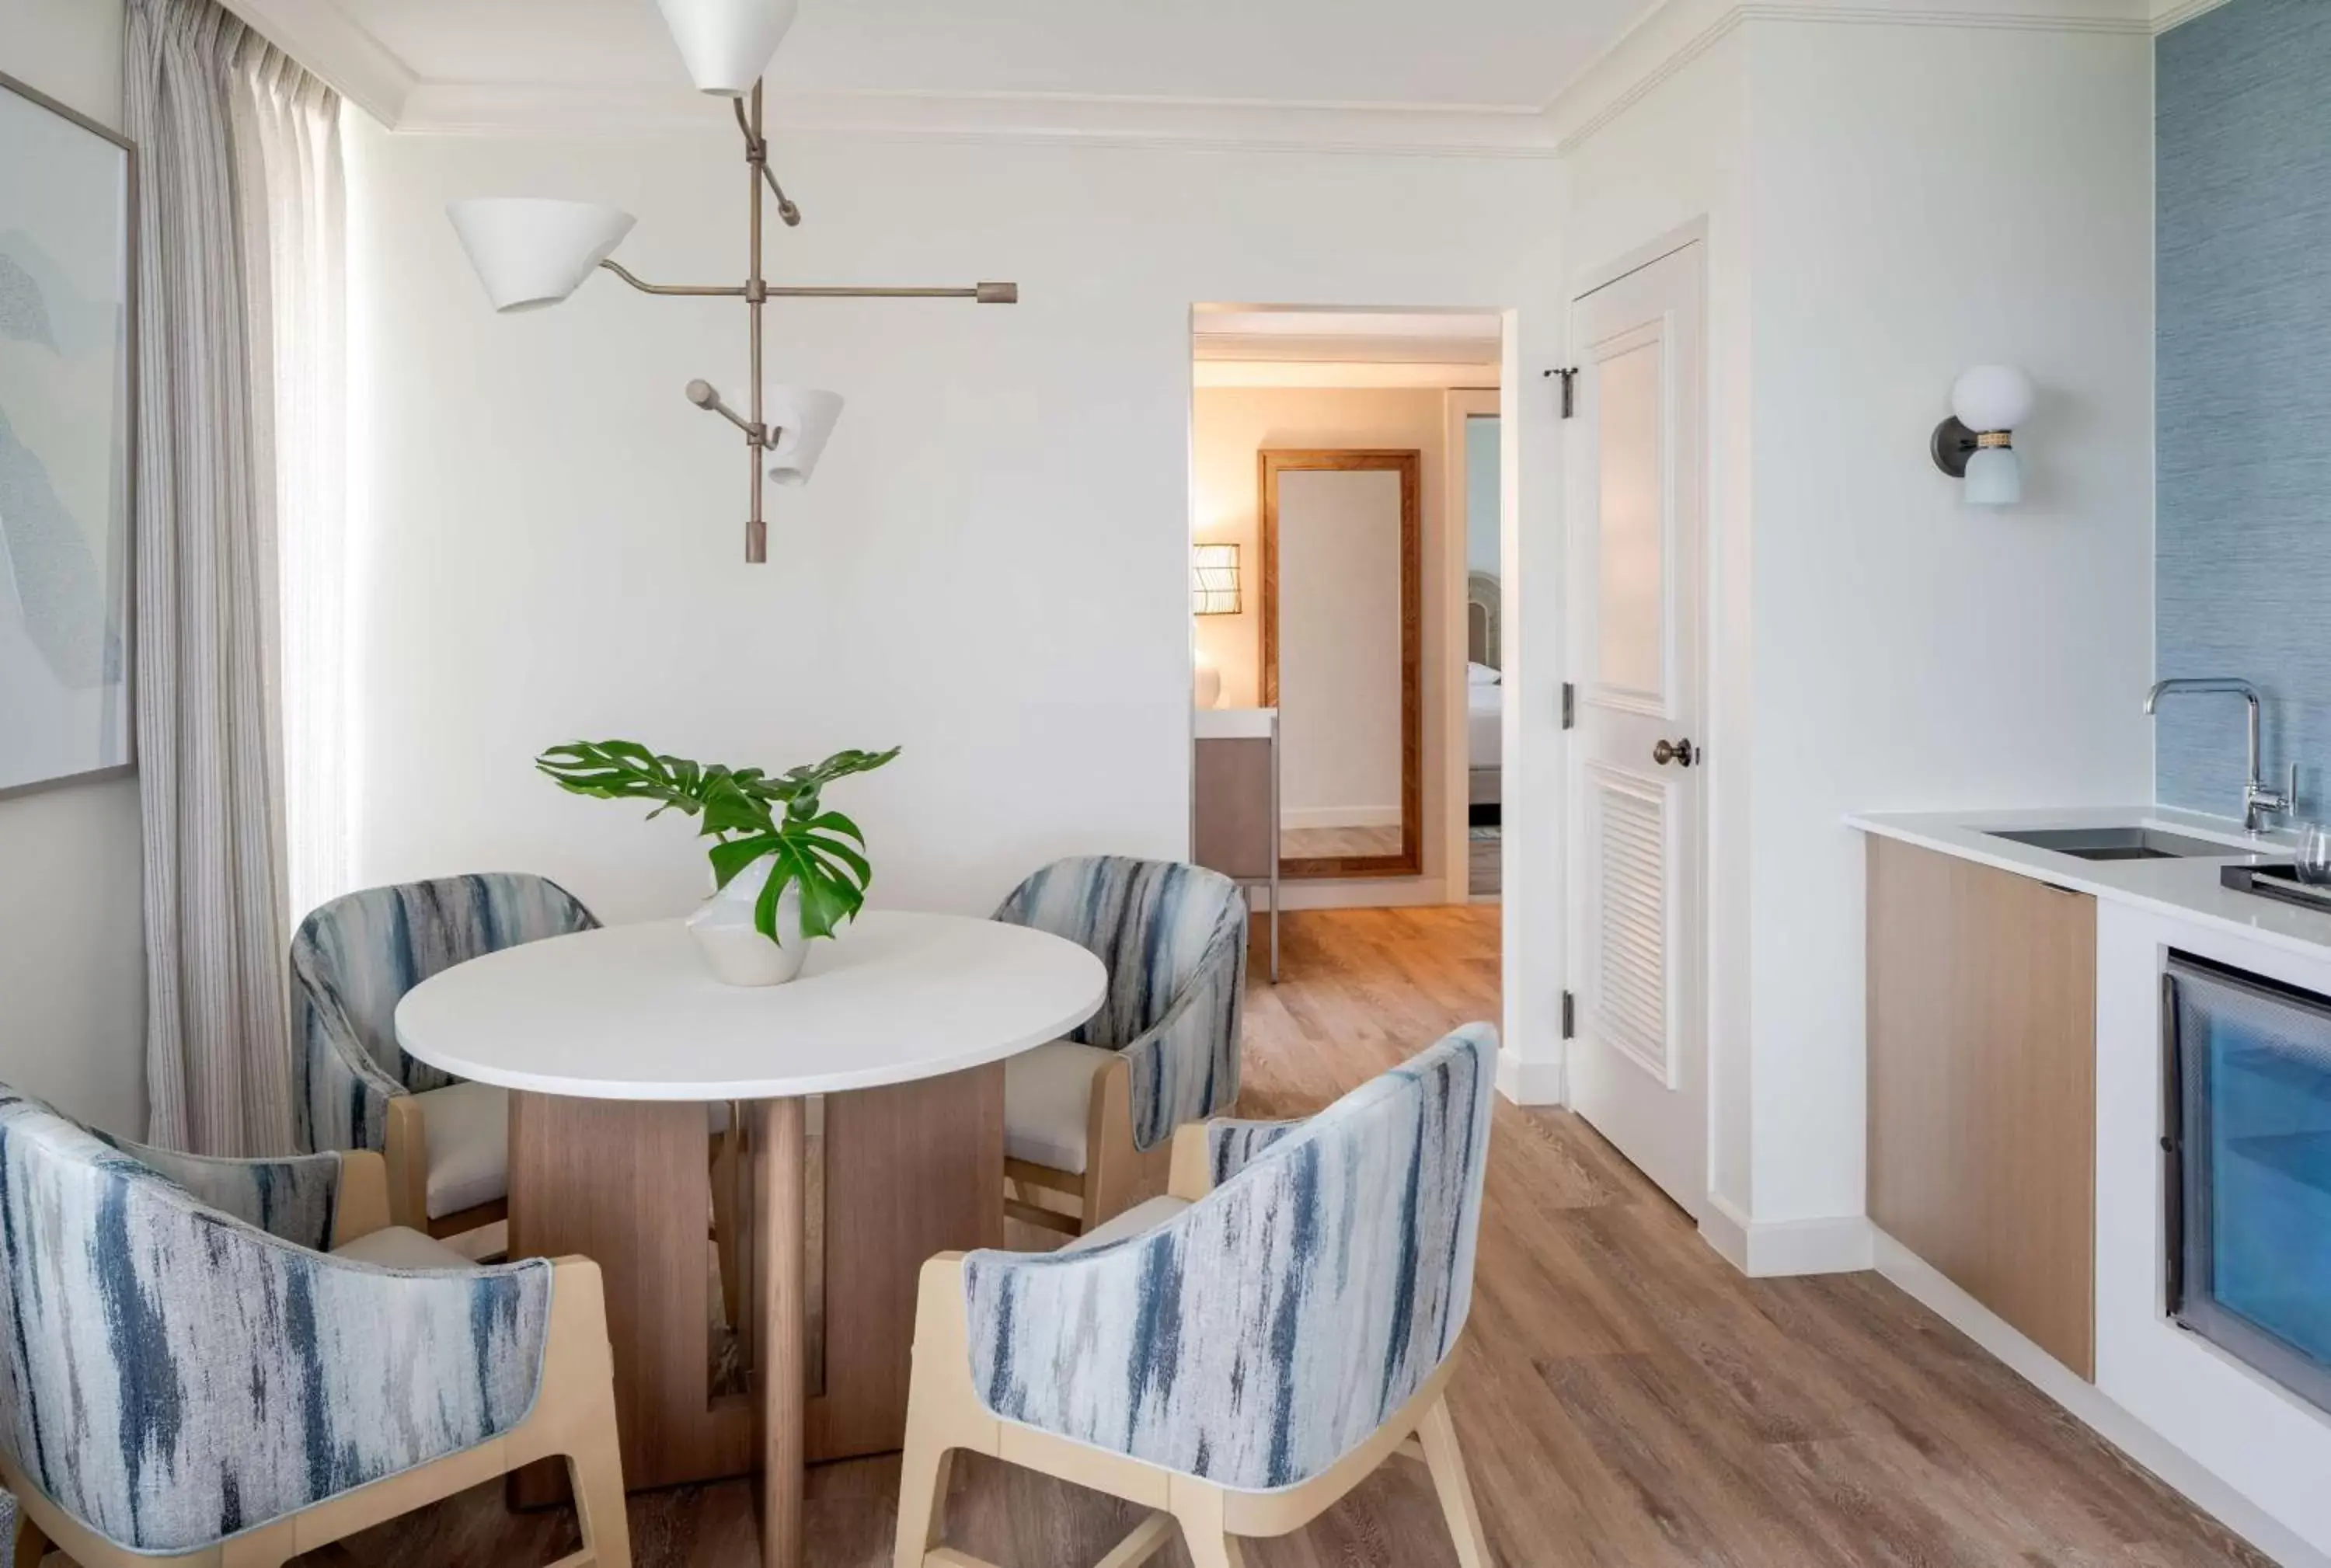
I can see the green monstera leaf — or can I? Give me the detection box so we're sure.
[536,740,901,945]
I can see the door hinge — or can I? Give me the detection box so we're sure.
[1561,991,1577,1040]
[1545,366,1580,418]
[1561,682,1576,730]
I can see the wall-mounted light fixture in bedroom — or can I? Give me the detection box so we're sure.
[1193,543,1243,615]
[443,0,1019,563]
[1930,364,2033,506]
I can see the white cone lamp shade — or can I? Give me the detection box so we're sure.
[657,0,800,96]
[448,198,636,314]
[765,387,845,486]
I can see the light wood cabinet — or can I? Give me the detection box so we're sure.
[1867,837,2097,1378]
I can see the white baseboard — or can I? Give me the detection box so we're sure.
[1874,1229,2326,1568]
[1280,804,1402,830]
[1495,1047,1564,1106]
[1700,1194,1873,1277]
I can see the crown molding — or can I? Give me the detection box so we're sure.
[215,0,414,125]
[393,80,1564,158]
[2151,0,2235,30]
[1546,0,2157,154]
[239,0,2186,156]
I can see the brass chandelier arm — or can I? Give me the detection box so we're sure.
[766,283,1021,302]
[598,259,747,298]
[734,97,803,226]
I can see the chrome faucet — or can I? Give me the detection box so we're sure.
[2144,678,2295,833]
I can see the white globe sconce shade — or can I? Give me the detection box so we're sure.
[765,387,845,486]
[657,0,800,96]
[1931,364,2033,506]
[448,198,636,314]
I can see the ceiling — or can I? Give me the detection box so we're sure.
[330,0,1659,110]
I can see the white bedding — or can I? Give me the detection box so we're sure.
[1468,681,1502,768]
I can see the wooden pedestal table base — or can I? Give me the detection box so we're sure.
[395,913,1103,1568]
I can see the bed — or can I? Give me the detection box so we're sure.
[1467,573,1502,815]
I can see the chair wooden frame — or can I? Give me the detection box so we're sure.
[1002,1053,1172,1238]
[901,1127,1493,1568]
[7,1152,632,1568]
[383,1092,508,1242]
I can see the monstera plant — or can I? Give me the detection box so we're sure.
[536,741,900,964]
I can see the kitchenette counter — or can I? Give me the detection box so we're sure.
[1848,803,2331,963]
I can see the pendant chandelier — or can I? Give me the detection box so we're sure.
[446,0,1018,563]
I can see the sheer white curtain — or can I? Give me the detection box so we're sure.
[127,0,344,1154]
[237,45,348,927]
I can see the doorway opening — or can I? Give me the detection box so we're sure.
[1184,305,1511,988]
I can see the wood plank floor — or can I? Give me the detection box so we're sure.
[268,906,2264,1568]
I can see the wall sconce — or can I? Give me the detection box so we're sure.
[1930,364,2033,506]
[1192,543,1242,615]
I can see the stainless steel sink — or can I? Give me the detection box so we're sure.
[1983,825,2250,862]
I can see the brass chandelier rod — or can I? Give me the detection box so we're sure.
[591,82,1019,564]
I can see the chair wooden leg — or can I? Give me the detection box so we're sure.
[1178,1528,1248,1568]
[1172,1488,1248,1568]
[891,1432,953,1568]
[12,1511,49,1568]
[1417,1395,1493,1568]
[564,1422,634,1568]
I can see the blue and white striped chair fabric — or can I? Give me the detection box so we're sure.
[290,873,596,1225]
[962,1023,1497,1492]
[0,1088,553,1557]
[993,856,1247,1156]
[291,872,597,1153]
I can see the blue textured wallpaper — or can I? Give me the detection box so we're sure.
[2159,0,2331,821]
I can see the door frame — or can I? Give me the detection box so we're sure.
[1562,219,1713,1218]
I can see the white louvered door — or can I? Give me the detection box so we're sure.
[1566,241,1707,1218]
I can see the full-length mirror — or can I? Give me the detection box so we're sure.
[1260,450,1422,879]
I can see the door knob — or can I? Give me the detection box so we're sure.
[1653,738,1698,768]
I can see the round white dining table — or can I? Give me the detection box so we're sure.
[395,911,1105,1568]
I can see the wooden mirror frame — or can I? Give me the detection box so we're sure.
[1259,449,1423,880]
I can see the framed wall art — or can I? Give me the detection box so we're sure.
[0,68,136,797]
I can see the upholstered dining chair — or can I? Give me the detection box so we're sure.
[0,1087,629,1568]
[893,1023,1498,1568]
[992,855,1248,1236]
[291,873,598,1240]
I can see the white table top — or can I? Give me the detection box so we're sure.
[394,911,1106,1101]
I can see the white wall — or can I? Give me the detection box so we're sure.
[1743,21,2154,1227]
[0,0,148,1138]
[1563,18,2153,1246]
[347,121,1564,1032]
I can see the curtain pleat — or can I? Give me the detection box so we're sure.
[127,0,340,1155]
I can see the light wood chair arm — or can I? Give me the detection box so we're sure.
[383,1095,430,1232]
[331,1150,393,1248]
[1167,1124,1217,1202]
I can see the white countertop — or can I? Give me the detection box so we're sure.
[1847,804,2331,960]
[1194,706,1275,740]
[394,911,1106,1100]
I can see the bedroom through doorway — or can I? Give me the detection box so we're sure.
[1185,304,1510,986]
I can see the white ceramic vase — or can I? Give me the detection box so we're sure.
[686,855,810,986]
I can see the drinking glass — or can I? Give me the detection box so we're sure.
[2297,822,2331,886]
